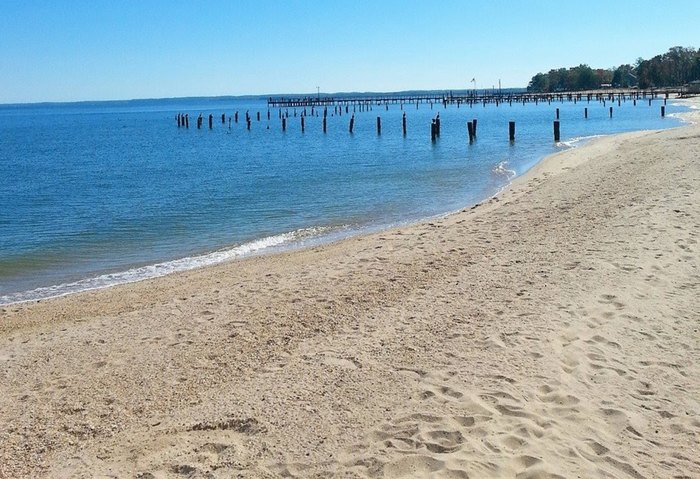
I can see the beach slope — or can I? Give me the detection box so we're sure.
[1,104,698,478]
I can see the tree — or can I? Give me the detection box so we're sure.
[526,46,700,92]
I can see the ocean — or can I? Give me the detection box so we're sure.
[0,94,687,304]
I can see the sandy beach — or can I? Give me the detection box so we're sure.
[1,100,698,478]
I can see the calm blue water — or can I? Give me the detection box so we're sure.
[0,94,686,303]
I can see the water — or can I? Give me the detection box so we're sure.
[0,94,687,304]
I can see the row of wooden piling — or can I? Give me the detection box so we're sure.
[178,94,670,130]
[176,104,667,142]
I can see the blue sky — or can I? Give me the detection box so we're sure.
[1,0,699,103]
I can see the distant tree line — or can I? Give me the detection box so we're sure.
[527,46,700,92]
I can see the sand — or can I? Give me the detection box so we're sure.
[1,100,699,479]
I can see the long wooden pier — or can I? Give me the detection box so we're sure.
[174,88,682,143]
[268,88,684,108]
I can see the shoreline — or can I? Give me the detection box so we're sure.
[1,105,689,307]
[0,125,660,318]
[1,99,699,478]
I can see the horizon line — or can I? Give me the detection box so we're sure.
[0,87,530,108]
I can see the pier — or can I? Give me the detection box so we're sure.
[267,88,684,109]
[175,88,682,144]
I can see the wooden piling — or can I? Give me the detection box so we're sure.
[435,115,440,137]
[661,106,666,117]
[221,113,226,124]
[349,115,354,134]
[185,114,189,128]
[247,119,251,130]
[431,120,437,142]
[235,112,239,123]
[609,106,613,118]
[467,121,474,143]
[208,114,213,130]
[301,116,305,132]
[282,117,286,131]
[376,116,381,135]
[177,113,181,128]
[257,112,261,121]
[584,107,588,119]
[323,117,327,133]
[556,108,560,119]
[472,119,477,137]
[509,121,515,142]
[553,120,560,142]
[402,113,407,136]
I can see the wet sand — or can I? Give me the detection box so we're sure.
[1,100,698,478]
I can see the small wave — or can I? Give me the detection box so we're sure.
[559,134,606,148]
[0,225,349,305]
[491,160,516,179]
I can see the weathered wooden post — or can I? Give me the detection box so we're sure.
[609,106,613,118]
[435,115,440,137]
[648,99,652,106]
[376,116,381,135]
[553,120,560,142]
[472,119,477,137]
[257,111,261,121]
[208,114,213,129]
[301,115,305,132]
[323,117,327,133]
[431,119,437,142]
[556,108,560,120]
[282,117,286,131]
[185,114,189,128]
[509,121,515,142]
[584,107,588,118]
[221,113,226,124]
[247,118,251,130]
[661,105,666,117]
[197,114,202,129]
[467,121,474,143]
[349,115,354,133]
[177,113,181,127]
[402,112,407,136]
[235,112,239,123]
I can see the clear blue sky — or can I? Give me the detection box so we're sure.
[1,0,699,103]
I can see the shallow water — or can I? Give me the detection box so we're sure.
[0,94,686,303]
